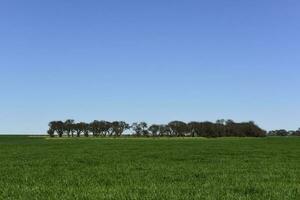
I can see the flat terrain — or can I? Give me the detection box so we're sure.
[0,136,299,200]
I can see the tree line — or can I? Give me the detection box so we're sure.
[268,129,300,136]
[47,119,268,138]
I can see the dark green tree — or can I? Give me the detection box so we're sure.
[132,122,148,136]
[168,121,188,137]
[64,119,75,137]
[110,121,129,137]
[148,124,160,137]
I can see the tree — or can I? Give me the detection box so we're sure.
[100,121,111,136]
[90,120,101,136]
[268,129,288,136]
[89,120,111,136]
[159,125,172,136]
[131,122,148,136]
[292,129,300,136]
[74,122,86,137]
[188,122,200,137]
[225,120,236,137]
[216,119,226,125]
[64,119,75,137]
[215,119,226,137]
[82,122,90,137]
[246,121,266,137]
[49,121,64,137]
[148,124,160,137]
[200,121,216,137]
[47,129,54,137]
[131,122,142,136]
[168,121,188,137]
[110,121,129,137]
[48,121,56,136]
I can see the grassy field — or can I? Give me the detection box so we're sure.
[0,136,299,200]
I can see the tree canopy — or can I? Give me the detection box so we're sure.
[47,119,270,138]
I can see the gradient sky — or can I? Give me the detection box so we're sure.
[1,0,300,133]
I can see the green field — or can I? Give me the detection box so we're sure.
[0,136,299,200]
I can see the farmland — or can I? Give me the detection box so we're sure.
[0,136,299,200]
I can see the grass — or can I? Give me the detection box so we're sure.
[0,136,299,200]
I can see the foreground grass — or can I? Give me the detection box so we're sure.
[0,136,299,200]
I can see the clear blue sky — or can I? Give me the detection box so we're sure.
[1,0,300,133]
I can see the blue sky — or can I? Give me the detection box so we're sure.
[1,0,300,133]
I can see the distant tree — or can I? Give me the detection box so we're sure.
[90,120,111,136]
[159,125,172,136]
[99,121,111,136]
[131,123,140,136]
[246,121,266,137]
[188,122,201,137]
[225,120,236,136]
[82,123,90,137]
[168,121,188,137]
[268,128,300,137]
[140,122,148,135]
[64,119,75,137]
[215,119,226,137]
[288,130,295,136]
[226,119,235,125]
[70,123,76,137]
[132,122,148,136]
[57,121,65,137]
[148,124,160,137]
[200,121,216,137]
[90,120,99,136]
[110,121,129,137]
[49,121,64,137]
[48,121,56,136]
[47,129,54,137]
[292,129,300,136]
[216,119,226,125]
[74,122,86,137]
[268,129,289,136]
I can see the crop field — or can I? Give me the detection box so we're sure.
[0,136,299,200]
